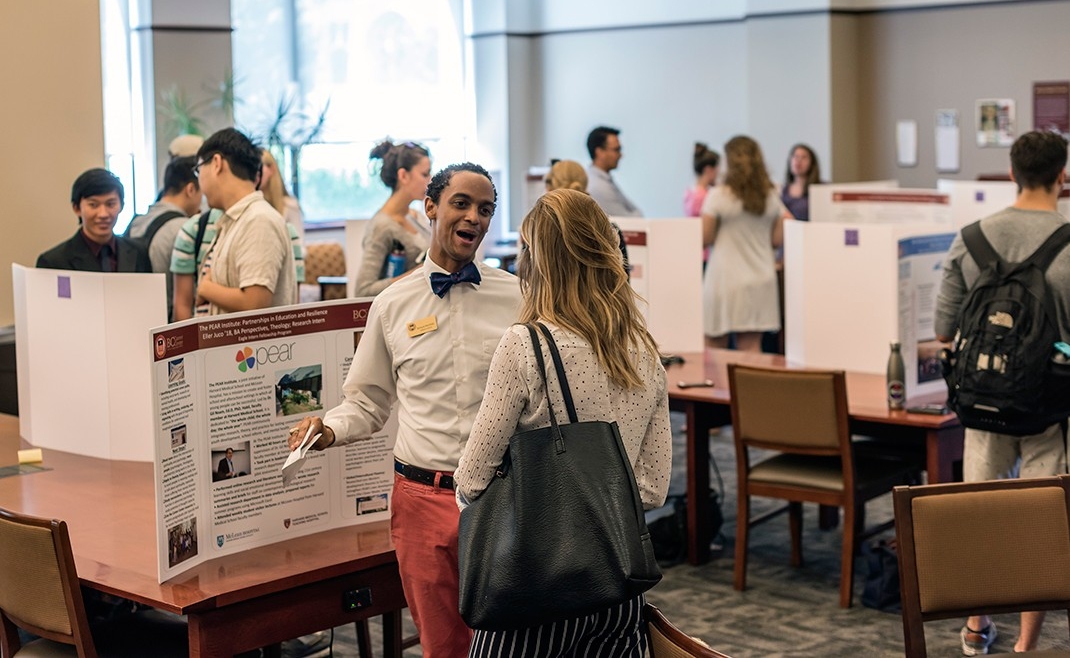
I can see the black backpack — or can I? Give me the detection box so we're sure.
[124,209,187,251]
[943,220,1070,436]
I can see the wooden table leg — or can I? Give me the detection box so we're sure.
[926,425,964,483]
[674,399,730,566]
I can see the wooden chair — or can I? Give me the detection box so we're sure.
[645,603,733,658]
[894,475,1070,657]
[0,507,187,657]
[302,241,347,302]
[728,364,920,608]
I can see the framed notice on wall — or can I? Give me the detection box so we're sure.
[1034,81,1070,135]
[976,98,1015,147]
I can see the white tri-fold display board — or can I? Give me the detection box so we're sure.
[784,222,955,401]
[612,216,703,354]
[12,265,165,461]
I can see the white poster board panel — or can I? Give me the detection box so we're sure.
[1060,187,1070,218]
[151,299,395,582]
[937,179,1017,229]
[13,265,165,461]
[809,181,899,223]
[784,223,953,388]
[613,217,703,354]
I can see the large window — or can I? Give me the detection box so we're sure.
[232,0,468,223]
[100,0,153,232]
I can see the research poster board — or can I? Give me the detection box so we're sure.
[784,223,954,401]
[12,264,165,461]
[150,298,396,582]
[808,181,898,222]
[898,234,957,398]
[613,217,704,354]
[810,187,951,226]
[936,179,1016,229]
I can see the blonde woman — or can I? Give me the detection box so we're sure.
[260,149,305,242]
[353,139,432,297]
[544,159,630,278]
[257,149,307,302]
[543,159,588,192]
[456,188,671,657]
[701,135,790,352]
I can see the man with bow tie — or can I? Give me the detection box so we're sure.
[289,163,520,657]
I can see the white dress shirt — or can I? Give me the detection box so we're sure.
[323,256,521,472]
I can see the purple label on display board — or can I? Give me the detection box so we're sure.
[57,276,71,299]
[845,229,859,246]
[975,191,985,202]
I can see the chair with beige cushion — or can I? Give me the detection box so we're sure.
[645,603,733,658]
[0,506,187,657]
[894,475,1070,657]
[728,364,920,608]
[302,241,347,302]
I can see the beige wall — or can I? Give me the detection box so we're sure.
[0,1,105,327]
[857,1,1070,185]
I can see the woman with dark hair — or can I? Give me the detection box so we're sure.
[781,143,821,221]
[353,139,432,296]
[701,135,790,352]
[684,142,720,217]
[456,188,671,657]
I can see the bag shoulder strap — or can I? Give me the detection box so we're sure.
[525,324,562,435]
[141,210,187,247]
[1021,223,1070,272]
[961,221,1001,271]
[192,210,212,281]
[536,322,579,423]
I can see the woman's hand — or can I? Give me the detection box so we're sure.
[286,416,336,451]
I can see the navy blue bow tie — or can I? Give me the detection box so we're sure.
[430,262,482,297]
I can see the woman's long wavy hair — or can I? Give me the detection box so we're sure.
[723,135,773,215]
[515,189,659,389]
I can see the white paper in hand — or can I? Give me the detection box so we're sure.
[281,427,321,486]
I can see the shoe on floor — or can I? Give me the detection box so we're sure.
[281,631,331,658]
[960,622,997,656]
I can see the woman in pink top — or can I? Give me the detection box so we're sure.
[683,142,720,217]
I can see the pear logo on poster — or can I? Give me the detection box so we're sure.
[235,347,255,372]
[235,342,297,374]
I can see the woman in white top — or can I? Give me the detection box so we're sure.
[456,188,672,658]
[701,135,791,352]
[353,140,432,297]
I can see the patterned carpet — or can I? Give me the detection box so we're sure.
[293,412,1070,657]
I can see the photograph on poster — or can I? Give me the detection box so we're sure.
[167,517,198,568]
[275,364,324,416]
[917,339,944,383]
[357,493,389,515]
[167,358,185,384]
[212,443,251,482]
[170,424,187,450]
[976,98,1015,147]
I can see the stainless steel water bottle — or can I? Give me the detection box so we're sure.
[887,342,906,410]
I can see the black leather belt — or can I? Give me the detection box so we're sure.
[394,460,455,490]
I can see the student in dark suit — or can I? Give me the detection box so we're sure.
[36,168,152,273]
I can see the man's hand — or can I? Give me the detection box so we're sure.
[286,416,335,451]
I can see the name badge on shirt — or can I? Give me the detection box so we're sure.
[407,315,438,338]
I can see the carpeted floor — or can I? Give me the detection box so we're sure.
[291,411,1070,657]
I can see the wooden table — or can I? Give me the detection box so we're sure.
[0,414,406,657]
[666,350,964,565]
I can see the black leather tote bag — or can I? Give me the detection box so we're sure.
[458,323,662,631]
